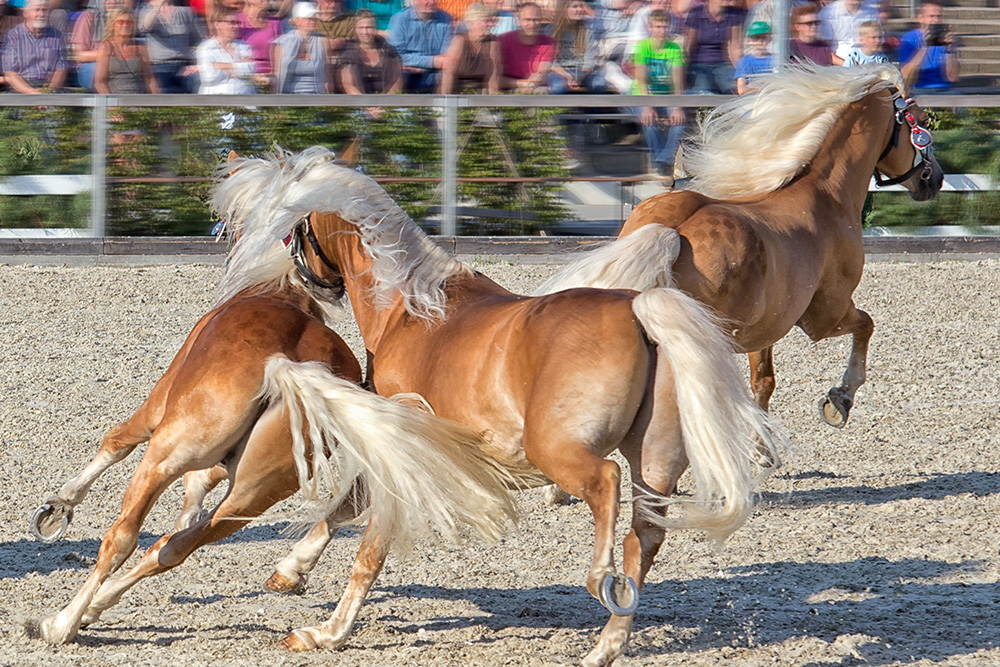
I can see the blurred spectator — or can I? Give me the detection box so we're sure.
[2,0,69,92]
[315,0,354,90]
[1,0,24,89]
[486,0,516,34]
[498,1,554,91]
[272,1,331,92]
[139,0,203,93]
[438,0,473,24]
[842,18,888,66]
[440,2,499,93]
[596,0,642,93]
[626,0,677,63]
[352,0,403,34]
[548,0,603,92]
[197,6,255,93]
[342,8,400,96]
[631,8,685,185]
[388,0,453,92]
[875,0,898,61]
[70,0,130,91]
[94,7,157,92]
[790,2,832,65]
[734,19,770,93]
[899,0,959,93]
[684,0,743,94]
[817,0,876,64]
[237,0,282,86]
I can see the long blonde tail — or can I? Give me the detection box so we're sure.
[533,225,679,296]
[261,356,518,551]
[632,288,786,543]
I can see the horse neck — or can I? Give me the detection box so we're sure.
[313,214,402,354]
[793,92,893,223]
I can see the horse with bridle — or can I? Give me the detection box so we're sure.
[536,64,943,427]
[209,146,785,666]
[36,226,518,645]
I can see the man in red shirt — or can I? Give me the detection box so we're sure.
[498,1,554,91]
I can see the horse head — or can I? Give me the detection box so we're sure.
[873,94,944,202]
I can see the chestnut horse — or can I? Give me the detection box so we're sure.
[536,64,943,427]
[212,147,786,666]
[37,276,519,646]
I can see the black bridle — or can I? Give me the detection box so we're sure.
[873,96,936,188]
[288,216,346,296]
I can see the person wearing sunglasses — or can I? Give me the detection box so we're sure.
[789,2,833,66]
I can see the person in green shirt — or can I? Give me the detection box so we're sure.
[632,9,686,185]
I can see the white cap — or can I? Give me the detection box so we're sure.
[292,2,318,19]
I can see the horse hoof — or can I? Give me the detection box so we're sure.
[30,500,73,543]
[818,391,852,429]
[266,571,307,595]
[281,630,315,652]
[597,573,639,616]
[542,485,572,506]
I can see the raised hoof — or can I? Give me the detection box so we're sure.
[597,573,639,616]
[542,485,572,506]
[31,500,74,543]
[819,390,853,429]
[266,571,308,595]
[281,630,315,652]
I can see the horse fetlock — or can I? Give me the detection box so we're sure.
[30,499,74,543]
[266,570,308,595]
[582,627,631,667]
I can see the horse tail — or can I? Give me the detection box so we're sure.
[631,288,786,544]
[261,356,518,552]
[533,224,679,296]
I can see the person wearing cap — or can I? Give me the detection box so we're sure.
[387,0,453,93]
[734,20,772,95]
[271,1,331,92]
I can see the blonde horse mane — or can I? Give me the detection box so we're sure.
[210,146,470,321]
[685,64,904,199]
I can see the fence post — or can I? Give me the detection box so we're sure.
[441,95,459,236]
[90,94,108,238]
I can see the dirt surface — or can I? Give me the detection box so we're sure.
[2,257,1000,667]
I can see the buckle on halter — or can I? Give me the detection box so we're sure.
[911,126,933,150]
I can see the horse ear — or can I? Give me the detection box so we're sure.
[228,150,240,162]
[336,136,362,169]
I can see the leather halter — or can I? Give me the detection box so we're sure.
[288,216,346,296]
[873,96,935,187]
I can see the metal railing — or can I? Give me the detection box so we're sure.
[1,91,998,236]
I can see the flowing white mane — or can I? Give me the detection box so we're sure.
[211,146,471,321]
[685,64,904,199]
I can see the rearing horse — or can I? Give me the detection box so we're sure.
[536,64,944,427]
[213,147,786,666]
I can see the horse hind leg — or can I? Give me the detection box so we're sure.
[79,404,299,628]
[818,307,874,428]
[747,347,780,468]
[266,478,366,595]
[282,518,390,652]
[31,410,155,543]
[584,348,687,667]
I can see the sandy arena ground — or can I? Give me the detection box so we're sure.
[1,256,999,667]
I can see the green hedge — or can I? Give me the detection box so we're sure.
[0,103,572,236]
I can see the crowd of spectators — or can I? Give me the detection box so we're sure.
[0,0,969,181]
[0,0,966,95]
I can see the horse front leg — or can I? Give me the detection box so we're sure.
[819,306,874,428]
[174,465,229,531]
[747,346,776,412]
[281,518,390,652]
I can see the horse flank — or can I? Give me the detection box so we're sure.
[211,147,471,321]
[685,64,904,199]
